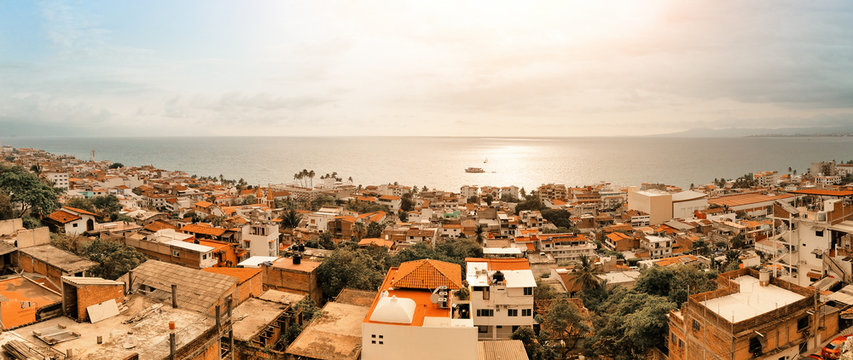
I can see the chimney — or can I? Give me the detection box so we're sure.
[759,268,771,287]
[293,253,302,265]
[171,284,178,308]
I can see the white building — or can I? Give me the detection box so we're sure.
[240,223,280,257]
[671,190,708,219]
[461,185,479,200]
[44,172,69,190]
[627,189,673,225]
[815,175,842,186]
[466,258,536,339]
[47,207,98,235]
[641,235,674,259]
[752,171,778,187]
[538,233,596,262]
[362,259,477,360]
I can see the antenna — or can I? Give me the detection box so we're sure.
[90,150,95,162]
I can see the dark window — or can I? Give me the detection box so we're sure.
[508,309,518,317]
[523,287,533,296]
[817,230,824,237]
[692,319,701,332]
[478,326,489,333]
[797,316,809,331]
[522,309,532,317]
[477,309,494,317]
[749,337,763,356]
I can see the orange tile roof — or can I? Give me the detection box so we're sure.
[63,206,98,217]
[653,254,697,267]
[708,192,794,207]
[144,220,178,232]
[379,195,401,200]
[358,238,395,248]
[390,259,462,290]
[364,267,452,327]
[47,210,80,224]
[180,223,226,237]
[788,189,853,197]
[464,258,531,271]
[194,201,214,208]
[202,267,261,284]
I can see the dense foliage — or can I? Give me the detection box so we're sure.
[0,165,59,218]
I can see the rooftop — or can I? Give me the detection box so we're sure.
[232,296,293,342]
[390,259,463,290]
[708,192,794,208]
[237,256,279,268]
[13,294,214,360]
[202,267,262,284]
[127,260,236,314]
[701,275,805,323]
[466,258,536,288]
[286,300,369,360]
[270,257,322,272]
[18,245,97,274]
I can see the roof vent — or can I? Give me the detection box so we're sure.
[292,253,302,265]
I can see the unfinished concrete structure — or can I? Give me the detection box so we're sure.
[285,288,375,360]
[60,276,125,322]
[125,260,238,315]
[668,268,833,360]
[230,290,304,360]
[14,244,97,290]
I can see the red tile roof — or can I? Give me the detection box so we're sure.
[180,223,226,237]
[63,206,98,217]
[47,210,81,224]
[464,258,531,271]
[390,259,462,290]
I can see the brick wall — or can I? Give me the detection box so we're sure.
[262,267,320,303]
[74,284,125,322]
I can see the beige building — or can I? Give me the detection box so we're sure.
[627,189,673,225]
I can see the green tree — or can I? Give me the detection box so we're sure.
[400,193,414,212]
[310,194,335,210]
[563,256,601,294]
[515,195,546,214]
[483,194,494,206]
[634,265,717,305]
[65,197,96,212]
[242,195,257,205]
[474,224,485,245]
[0,165,59,217]
[540,297,590,358]
[92,195,121,219]
[388,239,483,268]
[352,222,366,240]
[366,222,385,238]
[78,239,147,280]
[541,209,575,230]
[398,210,408,223]
[316,248,387,300]
[0,192,14,220]
[280,209,302,229]
[586,288,676,359]
[109,162,124,169]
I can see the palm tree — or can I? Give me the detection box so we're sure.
[565,256,602,295]
[353,222,366,240]
[281,209,302,229]
[474,224,485,245]
[308,170,315,188]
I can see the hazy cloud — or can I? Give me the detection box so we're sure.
[1,0,852,137]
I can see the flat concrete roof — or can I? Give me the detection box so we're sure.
[13,294,213,360]
[285,301,370,360]
[231,297,290,342]
[701,276,805,323]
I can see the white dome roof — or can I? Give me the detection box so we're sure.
[369,295,416,324]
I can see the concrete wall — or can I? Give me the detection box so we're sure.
[362,322,477,360]
[13,227,50,248]
[0,218,23,236]
[263,267,320,304]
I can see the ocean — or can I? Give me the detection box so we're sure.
[1,136,851,191]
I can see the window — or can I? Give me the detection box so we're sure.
[508,309,518,317]
[523,287,533,296]
[202,254,207,260]
[521,309,532,317]
[816,230,824,237]
[797,316,809,331]
[73,223,78,227]
[692,319,701,331]
[172,250,180,257]
[478,326,489,333]
[749,336,763,356]
[477,309,494,317]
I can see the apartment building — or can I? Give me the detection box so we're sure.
[669,268,835,360]
[538,233,596,261]
[43,171,69,190]
[640,235,674,259]
[465,257,536,339]
[241,223,280,257]
[537,183,568,201]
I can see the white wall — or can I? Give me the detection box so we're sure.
[362,322,477,360]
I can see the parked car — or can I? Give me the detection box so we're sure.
[803,354,824,360]
[822,335,850,359]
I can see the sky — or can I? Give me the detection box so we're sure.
[1,0,852,137]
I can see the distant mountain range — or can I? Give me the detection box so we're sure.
[651,126,853,137]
